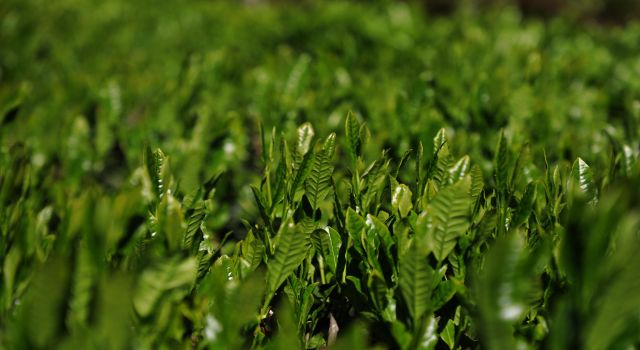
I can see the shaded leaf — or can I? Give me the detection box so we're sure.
[494,132,510,192]
[345,111,361,162]
[267,223,311,293]
[399,240,434,323]
[311,228,341,274]
[133,257,197,317]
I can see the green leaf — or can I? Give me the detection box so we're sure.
[202,266,265,349]
[183,204,206,251]
[570,157,597,204]
[396,148,413,178]
[432,279,460,311]
[441,319,456,349]
[473,233,534,350]
[433,128,447,153]
[449,155,470,183]
[510,144,529,191]
[470,164,484,200]
[259,121,268,164]
[311,227,341,273]
[332,322,369,350]
[361,156,390,213]
[432,130,453,187]
[367,271,389,312]
[305,133,336,209]
[419,315,439,350]
[252,185,273,230]
[267,222,311,294]
[346,208,366,255]
[15,257,71,348]
[156,191,186,252]
[427,177,472,261]
[494,132,510,192]
[3,247,21,311]
[392,183,413,218]
[399,239,434,324]
[271,160,288,210]
[621,145,637,175]
[68,245,95,331]
[144,146,169,199]
[366,214,394,263]
[511,182,536,230]
[416,141,424,194]
[265,299,301,349]
[242,230,265,271]
[345,111,361,163]
[296,122,315,156]
[390,321,413,350]
[290,150,315,200]
[133,257,197,317]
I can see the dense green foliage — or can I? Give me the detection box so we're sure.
[1,1,640,349]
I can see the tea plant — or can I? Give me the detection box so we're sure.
[1,0,640,349]
[4,113,637,349]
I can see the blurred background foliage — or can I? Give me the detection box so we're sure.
[2,0,639,197]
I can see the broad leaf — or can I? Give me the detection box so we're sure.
[133,257,197,317]
[290,150,315,200]
[183,204,205,251]
[399,239,434,324]
[242,230,265,271]
[267,223,311,294]
[511,182,536,230]
[305,133,336,209]
[346,208,366,255]
[311,228,341,274]
[449,155,470,183]
[440,319,456,349]
[392,183,413,218]
[433,128,447,153]
[427,177,472,261]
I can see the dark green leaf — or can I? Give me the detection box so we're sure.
[267,222,311,294]
[399,240,434,323]
[345,111,361,163]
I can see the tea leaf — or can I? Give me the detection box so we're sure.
[571,157,598,204]
[399,239,434,324]
[267,223,311,294]
[345,111,361,163]
[428,177,472,261]
[305,133,336,209]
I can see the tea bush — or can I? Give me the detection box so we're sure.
[1,1,640,349]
